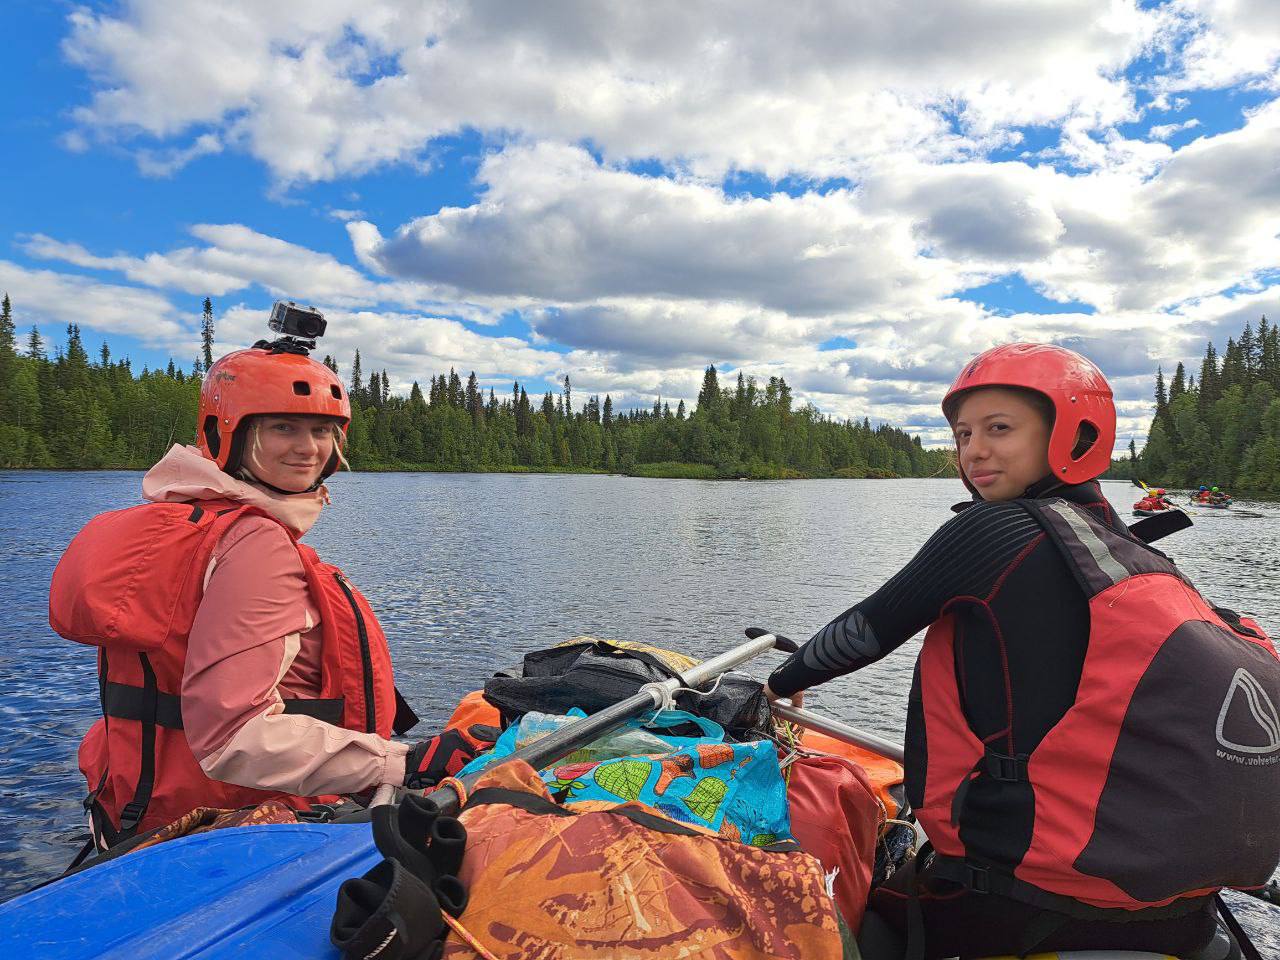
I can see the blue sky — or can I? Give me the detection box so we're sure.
[3,1,1279,450]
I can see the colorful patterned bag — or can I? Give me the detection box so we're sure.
[457,708,726,775]
[550,737,791,846]
[457,708,790,845]
[441,760,841,960]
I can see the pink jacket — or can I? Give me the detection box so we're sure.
[142,445,409,796]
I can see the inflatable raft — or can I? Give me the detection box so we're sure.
[0,634,1261,960]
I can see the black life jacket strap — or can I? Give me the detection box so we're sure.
[115,652,160,841]
[949,748,1030,827]
[1215,893,1265,960]
[102,682,353,730]
[392,686,420,735]
[928,854,1213,922]
[84,651,119,849]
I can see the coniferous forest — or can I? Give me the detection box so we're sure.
[0,295,955,480]
[1110,316,1280,493]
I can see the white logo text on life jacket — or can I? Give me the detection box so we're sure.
[1215,668,1280,764]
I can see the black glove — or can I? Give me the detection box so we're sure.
[331,858,445,960]
[404,724,499,791]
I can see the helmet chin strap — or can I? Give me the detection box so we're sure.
[236,466,324,496]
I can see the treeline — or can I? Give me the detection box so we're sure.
[0,295,955,480]
[1116,316,1280,492]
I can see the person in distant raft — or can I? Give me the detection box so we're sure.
[1132,491,1165,512]
[50,304,473,854]
[764,343,1280,959]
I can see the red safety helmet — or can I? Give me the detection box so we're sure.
[942,342,1115,486]
[197,346,350,481]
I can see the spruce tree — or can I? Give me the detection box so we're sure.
[563,375,572,421]
[200,297,215,370]
[603,394,613,428]
[1240,321,1257,378]
[1197,343,1220,416]
[697,365,720,412]
[0,294,14,358]
[1169,362,1186,401]
[350,350,364,403]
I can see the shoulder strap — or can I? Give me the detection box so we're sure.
[1017,498,1183,600]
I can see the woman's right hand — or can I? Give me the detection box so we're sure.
[764,682,805,708]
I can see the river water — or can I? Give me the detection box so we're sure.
[1,471,1277,947]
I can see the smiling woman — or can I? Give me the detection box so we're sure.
[948,387,1053,501]
[765,342,1280,959]
[243,414,344,494]
[42,334,478,860]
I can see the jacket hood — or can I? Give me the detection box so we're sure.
[142,444,326,536]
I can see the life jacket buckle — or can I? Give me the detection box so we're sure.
[965,863,991,894]
[118,800,147,832]
[986,751,1029,782]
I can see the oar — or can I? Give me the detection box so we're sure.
[418,631,798,816]
[770,701,905,764]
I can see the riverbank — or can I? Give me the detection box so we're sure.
[2,460,949,481]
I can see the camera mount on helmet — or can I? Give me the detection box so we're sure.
[254,300,328,356]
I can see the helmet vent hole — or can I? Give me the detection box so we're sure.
[1071,420,1099,461]
[330,384,342,399]
[202,415,221,458]
[292,381,311,396]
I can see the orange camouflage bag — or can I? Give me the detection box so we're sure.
[441,760,844,959]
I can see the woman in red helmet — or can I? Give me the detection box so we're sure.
[51,337,456,852]
[765,343,1280,958]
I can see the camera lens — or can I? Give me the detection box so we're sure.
[296,314,323,338]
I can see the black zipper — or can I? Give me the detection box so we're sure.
[334,573,377,733]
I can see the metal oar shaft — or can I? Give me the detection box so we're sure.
[424,632,786,815]
[771,701,905,764]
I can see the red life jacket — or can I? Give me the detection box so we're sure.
[908,498,1280,914]
[49,499,413,845]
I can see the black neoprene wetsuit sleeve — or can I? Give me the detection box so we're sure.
[768,502,1046,697]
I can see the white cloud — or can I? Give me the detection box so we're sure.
[135,132,223,177]
[1147,118,1201,141]
[354,142,966,317]
[213,303,565,395]
[21,225,507,323]
[1162,0,1280,92]
[62,0,1172,184]
[0,260,190,346]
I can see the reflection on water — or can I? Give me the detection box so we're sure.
[1,472,1277,940]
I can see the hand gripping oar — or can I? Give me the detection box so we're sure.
[416,631,799,817]
[769,701,906,764]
